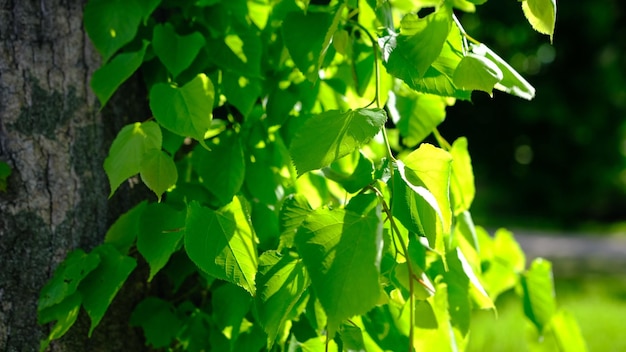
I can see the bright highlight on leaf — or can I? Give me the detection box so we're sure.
[521,0,557,42]
[104,121,162,197]
[149,74,215,147]
[289,108,387,176]
[184,198,258,295]
[294,206,384,337]
[453,53,503,95]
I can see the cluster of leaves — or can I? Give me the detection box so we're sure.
[38,0,583,351]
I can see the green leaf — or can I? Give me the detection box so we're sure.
[391,88,448,147]
[130,297,183,348]
[322,151,375,193]
[549,310,588,352]
[279,194,313,250]
[282,9,340,81]
[149,74,215,146]
[412,281,458,351]
[339,324,367,352]
[137,203,186,281]
[391,164,438,247]
[104,201,147,254]
[139,149,178,201]
[477,228,525,300]
[521,0,557,42]
[192,131,245,205]
[91,40,149,107]
[450,137,475,215]
[212,283,252,345]
[395,8,453,77]
[294,206,384,337]
[401,144,453,236]
[84,0,147,62]
[381,22,471,100]
[38,292,82,352]
[184,198,258,294]
[152,23,206,77]
[222,72,262,118]
[522,258,556,333]
[104,121,162,197]
[452,53,503,95]
[0,160,10,192]
[38,250,100,311]
[289,108,387,176]
[471,43,536,100]
[255,251,311,346]
[79,244,137,336]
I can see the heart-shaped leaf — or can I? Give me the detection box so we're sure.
[140,149,178,201]
[149,74,215,146]
[152,23,206,77]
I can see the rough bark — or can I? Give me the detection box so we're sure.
[0,1,148,351]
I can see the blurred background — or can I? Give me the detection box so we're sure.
[441,1,626,350]
[445,0,626,231]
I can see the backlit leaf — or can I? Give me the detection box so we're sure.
[450,137,475,215]
[140,149,178,201]
[104,121,162,197]
[184,198,258,295]
[91,41,149,107]
[149,74,215,146]
[79,244,137,336]
[522,258,556,333]
[453,54,503,95]
[549,310,588,351]
[521,0,557,42]
[289,108,387,176]
[279,194,313,250]
[390,88,448,147]
[256,251,311,346]
[471,43,536,100]
[294,206,384,337]
[152,23,206,77]
[137,203,186,281]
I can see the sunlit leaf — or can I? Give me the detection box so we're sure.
[289,108,387,176]
[140,149,178,201]
[450,137,475,215]
[471,43,536,100]
[184,198,258,295]
[549,310,588,352]
[453,54,503,95]
[390,88,447,147]
[256,251,310,346]
[149,74,215,146]
[279,194,313,250]
[294,206,384,337]
[522,258,556,333]
[521,0,557,42]
[104,121,162,197]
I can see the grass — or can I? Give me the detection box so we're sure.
[467,275,626,351]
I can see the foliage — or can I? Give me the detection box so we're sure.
[38,0,583,351]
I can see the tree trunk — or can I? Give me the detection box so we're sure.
[0,1,148,351]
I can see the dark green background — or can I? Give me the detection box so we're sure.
[441,1,626,229]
